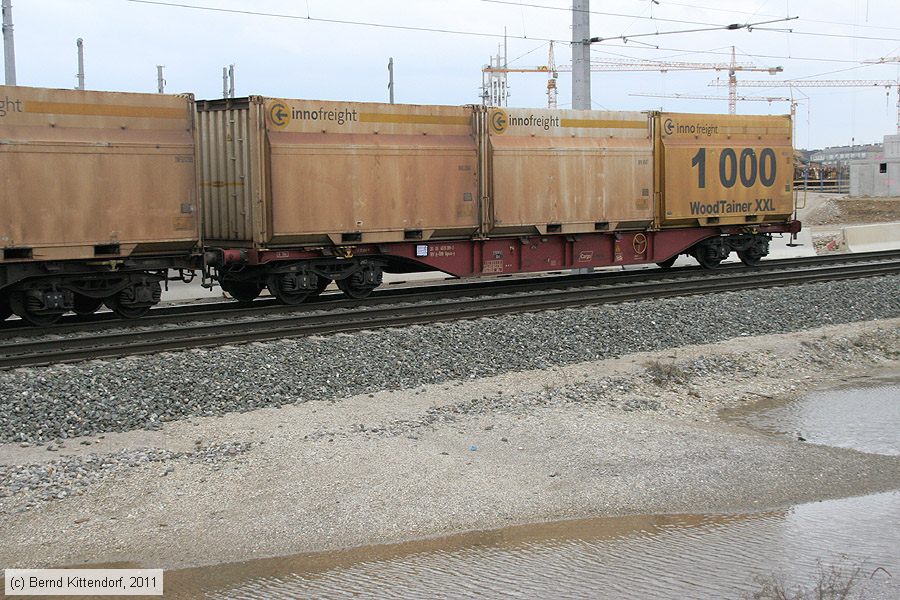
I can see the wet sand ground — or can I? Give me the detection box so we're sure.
[1,319,898,570]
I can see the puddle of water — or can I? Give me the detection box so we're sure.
[166,491,900,599]
[155,375,900,598]
[723,374,900,456]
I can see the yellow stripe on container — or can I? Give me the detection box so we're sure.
[359,113,470,125]
[25,101,186,119]
[559,119,646,129]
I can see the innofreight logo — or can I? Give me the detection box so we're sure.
[268,100,291,129]
[268,100,360,129]
[489,108,508,134]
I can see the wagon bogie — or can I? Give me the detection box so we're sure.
[214,256,386,305]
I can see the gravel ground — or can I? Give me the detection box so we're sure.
[1,275,898,445]
[802,195,900,227]
[0,441,254,510]
[0,316,898,571]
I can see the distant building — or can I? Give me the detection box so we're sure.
[850,134,900,197]
[809,143,883,167]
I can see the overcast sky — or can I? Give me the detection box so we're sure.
[6,0,900,149]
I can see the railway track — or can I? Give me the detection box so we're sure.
[2,250,898,339]
[1,251,898,369]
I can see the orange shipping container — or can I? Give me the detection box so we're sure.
[197,97,480,246]
[485,107,654,235]
[0,86,197,262]
[656,112,794,227]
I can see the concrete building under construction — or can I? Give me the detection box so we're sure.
[850,134,900,197]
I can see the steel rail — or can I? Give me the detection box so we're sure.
[1,249,898,339]
[0,257,897,369]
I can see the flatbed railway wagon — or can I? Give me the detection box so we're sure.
[0,86,199,325]
[199,98,799,304]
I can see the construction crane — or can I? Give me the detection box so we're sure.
[863,56,900,65]
[629,91,798,119]
[482,44,782,112]
[710,78,900,133]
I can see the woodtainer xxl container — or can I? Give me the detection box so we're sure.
[655,112,794,227]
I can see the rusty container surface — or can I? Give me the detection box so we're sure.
[198,97,480,246]
[656,112,793,227]
[485,108,653,235]
[0,85,197,262]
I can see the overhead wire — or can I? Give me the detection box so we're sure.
[588,17,798,44]
[481,0,735,28]
[124,0,900,50]
[589,44,887,66]
[123,0,566,43]
[619,0,900,33]
[123,1,900,70]
[482,0,900,41]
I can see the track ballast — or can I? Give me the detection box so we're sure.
[1,251,898,369]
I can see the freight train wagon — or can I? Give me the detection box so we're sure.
[0,86,199,325]
[198,97,799,304]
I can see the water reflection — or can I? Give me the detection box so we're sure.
[164,492,899,600]
[724,376,900,456]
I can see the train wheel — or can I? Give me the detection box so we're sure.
[104,295,152,319]
[337,271,379,299]
[737,250,763,267]
[103,281,160,319]
[73,294,104,315]
[222,280,263,303]
[266,275,310,306]
[692,247,723,269]
[656,256,678,269]
[9,292,63,327]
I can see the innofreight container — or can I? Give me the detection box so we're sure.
[0,85,197,263]
[197,97,480,246]
[655,112,794,227]
[485,108,654,235]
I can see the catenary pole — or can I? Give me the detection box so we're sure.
[2,0,16,85]
[76,38,85,90]
[572,0,591,109]
[388,57,394,104]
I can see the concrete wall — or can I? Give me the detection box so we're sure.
[843,222,900,252]
[850,158,900,197]
[884,134,900,159]
[849,134,900,197]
